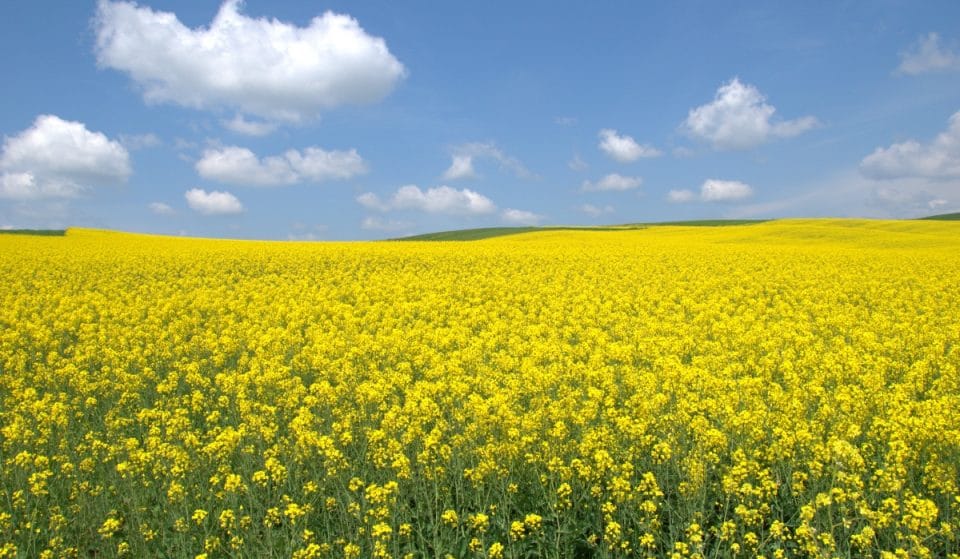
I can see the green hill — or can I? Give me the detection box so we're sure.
[393,219,768,241]
[919,212,960,221]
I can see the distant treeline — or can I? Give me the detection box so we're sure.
[0,229,67,236]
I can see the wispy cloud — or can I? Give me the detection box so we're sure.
[581,173,642,192]
[442,142,535,180]
[667,179,753,203]
[501,208,543,225]
[896,32,960,75]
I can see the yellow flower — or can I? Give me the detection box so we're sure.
[98,517,122,539]
[509,520,526,540]
[469,512,489,533]
[343,543,361,559]
[191,509,208,526]
[441,509,459,527]
[371,523,392,539]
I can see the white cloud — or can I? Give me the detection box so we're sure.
[287,223,329,239]
[119,133,161,150]
[355,192,388,212]
[0,114,130,200]
[868,186,958,217]
[393,185,496,214]
[360,216,412,231]
[897,33,960,75]
[580,203,614,217]
[860,111,960,180]
[701,179,753,201]
[149,202,175,215]
[501,208,543,225]
[222,115,278,137]
[667,189,696,203]
[196,146,366,186]
[668,180,754,203]
[185,188,243,215]
[287,232,322,241]
[94,0,406,122]
[683,78,818,150]
[442,155,477,181]
[357,185,496,215]
[568,153,588,172]
[197,147,294,185]
[715,168,958,220]
[0,172,80,200]
[442,143,534,180]
[598,129,662,162]
[581,173,642,192]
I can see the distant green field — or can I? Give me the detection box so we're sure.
[643,219,770,227]
[919,212,960,221]
[394,225,633,241]
[0,229,66,236]
[394,220,768,241]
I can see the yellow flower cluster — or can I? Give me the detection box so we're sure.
[1,220,959,557]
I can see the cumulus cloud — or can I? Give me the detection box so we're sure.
[149,202,175,215]
[94,0,406,122]
[185,188,243,215]
[668,180,753,203]
[581,173,642,192]
[0,172,79,200]
[357,185,496,215]
[860,111,960,180]
[598,129,662,162]
[501,208,543,225]
[0,114,130,200]
[897,33,960,75]
[580,203,614,217]
[222,115,278,137]
[442,143,534,180]
[683,78,818,150]
[196,146,366,186]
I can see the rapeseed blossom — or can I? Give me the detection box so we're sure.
[1,220,959,557]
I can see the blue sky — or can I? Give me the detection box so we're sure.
[1,1,959,239]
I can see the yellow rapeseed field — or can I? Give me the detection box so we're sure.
[1,220,959,558]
